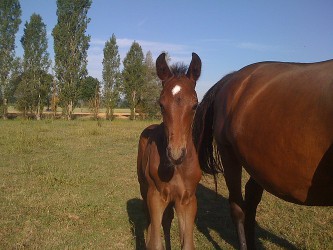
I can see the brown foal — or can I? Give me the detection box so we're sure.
[137,52,202,249]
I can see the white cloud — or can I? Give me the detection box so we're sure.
[91,38,188,54]
[90,38,107,46]
[87,52,103,80]
[87,38,190,81]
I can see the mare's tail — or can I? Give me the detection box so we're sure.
[193,73,235,175]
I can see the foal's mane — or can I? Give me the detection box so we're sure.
[170,62,188,77]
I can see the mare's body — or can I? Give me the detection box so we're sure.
[194,59,333,249]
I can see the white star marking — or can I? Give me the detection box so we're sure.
[172,85,181,96]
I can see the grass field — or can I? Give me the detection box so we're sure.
[0,119,332,249]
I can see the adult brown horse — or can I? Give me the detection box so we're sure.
[137,53,202,249]
[193,59,333,249]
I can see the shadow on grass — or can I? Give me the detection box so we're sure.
[127,198,148,250]
[196,183,298,250]
[127,183,298,250]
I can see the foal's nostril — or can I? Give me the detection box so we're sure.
[181,148,186,158]
[166,147,172,158]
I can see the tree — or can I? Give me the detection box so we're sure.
[0,0,21,119]
[138,51,161,118]
[80,76,100,120]
[15,71,52,118]
[14,72,33,117]
[7,56,22,103]
[19,13,50,120]
[122,41,145,120]
[80,76,99,103]
[52,0,91,120]
[102,33,121,120]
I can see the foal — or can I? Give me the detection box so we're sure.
[137,53,202,250]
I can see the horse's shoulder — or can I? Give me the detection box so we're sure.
[140,124,160,139]
[140,123,166,160]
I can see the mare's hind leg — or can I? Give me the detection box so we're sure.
[244,177,263,250]
[162,204,174,250]
[221,146,247,250]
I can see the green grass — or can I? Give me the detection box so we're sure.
[0,119,332,249]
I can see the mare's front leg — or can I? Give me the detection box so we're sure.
[175,192,197,250]
[244,177,263,249]
[146,188,168,250]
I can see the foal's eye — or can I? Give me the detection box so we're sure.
[159,103,165,113]
[192,103,198,110]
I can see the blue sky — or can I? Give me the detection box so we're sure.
[17,0,333,99]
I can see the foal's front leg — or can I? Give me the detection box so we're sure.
[146,188,168,250]
[175,193,197,250]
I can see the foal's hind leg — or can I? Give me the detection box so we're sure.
[221,146,247,250]
[244,177,263,250]
[162,204,174,250]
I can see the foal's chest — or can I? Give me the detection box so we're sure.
[155,165,200,205]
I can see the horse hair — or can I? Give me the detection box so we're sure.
[170,62,188,77]
[193,72,236,177]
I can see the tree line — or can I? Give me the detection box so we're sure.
[0,0,162,120]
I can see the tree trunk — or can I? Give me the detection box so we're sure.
[2,98,8,120]
[93,96,99,120]
[23,107,27,119]
[106,98,113,120]
[1,80,8,119]
[53,103,57,118]
[52,77,57,118]
[1,68,9,120]
[36,94,41,120]
[67,101,73,120]
[110,108,114,120]
[106,107,110,120]
[131,90,136,120]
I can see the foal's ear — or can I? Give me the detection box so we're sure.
[156,53,173,83]
[186,53,201,84]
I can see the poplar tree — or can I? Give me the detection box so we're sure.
[52,0,91,120]
[19,13,50,120]
[0,0,21,119]
[102,34,121,120]
[122,41,145,120]
[7,56,22,104]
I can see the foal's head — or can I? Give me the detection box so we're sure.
[156,53,201,165]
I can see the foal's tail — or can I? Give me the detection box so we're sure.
[193,73,235,176]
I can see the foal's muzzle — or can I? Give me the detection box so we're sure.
[166,146,186,165]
